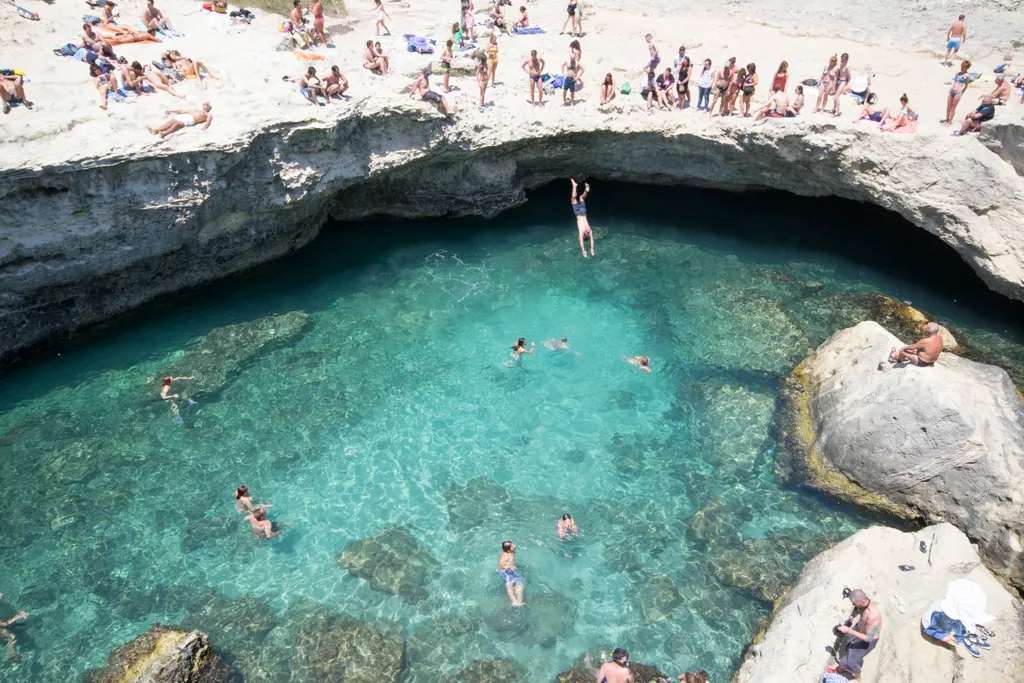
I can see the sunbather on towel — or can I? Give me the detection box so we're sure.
[147,102,213,138]
[142,0,174,33]
[83,24,117,59]
[90,63,123,109]
[299,66,326,105]
[410,67,452,116]
[133,61,184,98]
[97,25,161,45]
[513,5,528,28]
[163,50,217,80]
[0,72,33,114]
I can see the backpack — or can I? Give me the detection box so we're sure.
[58,42,79,57]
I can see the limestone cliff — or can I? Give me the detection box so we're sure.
[2,111,1023,365]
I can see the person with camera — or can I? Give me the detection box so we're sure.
[828,588,882,680]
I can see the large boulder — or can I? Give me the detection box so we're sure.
[735,524,1024,683]
[440,658,528,683]
[337,526,440,603]
[776,321,1024,588]
[84,625,236,683]
[160,311,311,398]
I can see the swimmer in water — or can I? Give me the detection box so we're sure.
[626,356,652,373]
[243,507,280,540]
[570,178,594,258]
[497,540,526,607]
[160,375,195,400]
[543,336,582,356]
[511,337,535,360]
[0,594,28,660]
[234,485,273,513]
[557,513,579,539]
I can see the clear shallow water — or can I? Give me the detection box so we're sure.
[1,185,1023,682]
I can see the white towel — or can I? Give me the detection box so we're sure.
[938,578,994,625]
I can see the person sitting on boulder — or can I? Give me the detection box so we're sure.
[828,588,882,681]
[584,649,634,683]
[888,322,943,367]
[953,95,995,136]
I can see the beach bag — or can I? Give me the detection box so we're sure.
[620,82,631,94]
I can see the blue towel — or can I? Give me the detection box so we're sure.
[513,25,544,35]
[923,611,967,641]
[548,75,563,89]
[83,14,101,24]
[404,34,435,54]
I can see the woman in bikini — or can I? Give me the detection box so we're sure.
[475,55,489,111]
[90,63,123,109]
[561,0,577,36]
[943,60,971,126]
[739,62,757,116]
[814,54,837,113]
[511,337,535,360]
[709,61,731,115]
[362,40,388,74]
[440,39,453,92]
[234,485,273,513]
[521,49,544,105]
[881,93,916,132]
[164,50,217,81]
[724,66,744,116]
[599,72,615,105]
[486,35,499,86]
[792,84,804,113]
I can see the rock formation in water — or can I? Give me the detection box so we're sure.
[336,526,441,603]
[160,311,311,398]
[776,321,1024,589]
[2,114,1023,366]
[290,609,406,683]
[735,523,1024,683]
[83,625,236,683]
[440,658,529,683]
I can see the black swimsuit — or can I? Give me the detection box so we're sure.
[677,65,689,92]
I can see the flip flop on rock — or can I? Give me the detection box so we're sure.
[976,625,996,638]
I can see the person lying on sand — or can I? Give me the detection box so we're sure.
[409,68,453,116]
[163,50,217,81]
[83,24,117,59]
[855,92,915,131]
[147,103,213,138]
[123,61,184,98]
[299,66,326,105]
[363,40,389,74]
[142,0,175,32]
[888,322,943,366]
[0,72,33,114]
[323,65,349,100]
[753,84,797,120]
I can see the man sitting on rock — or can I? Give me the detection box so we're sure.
[828,588,882,680]
[888,322,943,367]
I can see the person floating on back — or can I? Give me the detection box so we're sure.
[571,178,594,257]
[888,322,944,366]
[496,540,526,606]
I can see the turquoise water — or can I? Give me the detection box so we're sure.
[1,185,1023,682]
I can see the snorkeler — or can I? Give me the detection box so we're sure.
[243,507,280,540]
[234,485,273,513]
[557,513,579,539]
[0,594,28,660]
[497,540,526,607]
[586,649,634,683]
[160,375,195,400]
[543,336,582,356]
[626,356,652,373]
[570,178,595,258]
[511,337,535,360]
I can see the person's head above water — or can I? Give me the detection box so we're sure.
[561,513,572,521]
[611,648,629,666]
[235,485,249,499]
[253,507,267,521]
[561,336,569,343]
[501,540,514,552]
[163,376,173,386]
[638,356,650,366]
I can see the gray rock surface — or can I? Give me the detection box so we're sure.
[735,523,1024,683]
[84,625,236,683]
[776,321,1024,588]
[336,526,441,603]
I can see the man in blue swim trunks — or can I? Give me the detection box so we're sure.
[570,178,594,258]
[497,540,526,606]
[944,15,966,66]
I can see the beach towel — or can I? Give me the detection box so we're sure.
[83,14,101,24]
[887,119,918,135]
[292,49,325,61]
[512,25,544,34]
[405,34,435,54]
[135,19,182,38]
[98,25,162,44]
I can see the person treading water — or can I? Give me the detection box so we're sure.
[557,513,579,539]
[243,507,281,540]
[160,375,195,400]
[511,337,535,361]
[571,178,595,258]
[497,540,526,607]
[234,485,273,514]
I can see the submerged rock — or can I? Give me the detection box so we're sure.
[706,534,829,604]
[776,321,1024,589]
[634,571,683,623]
[84,625,236,683]
[480,588,576,648]
[161,311,311,398]
[690,381,774,472]
[440,658,528,683]
[446,477,514,530]
[336,526,440,603]
[735,524,1024,683]
[291,610,405,683]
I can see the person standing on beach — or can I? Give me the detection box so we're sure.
[522,49,545,105]
[644,34,660,74]
[370,0,391,36]
[562,54,583,106]
[944,15,966,66]
[696,58,713,111]
[830,53,851,117]
[814,54,837,113]
[570,178,594,257]
[561,0,578,36]
[943,60,971,125]
[475,55,489,111]
[674,47,691,109]
[486,35,499,86]
[311,0,326,46]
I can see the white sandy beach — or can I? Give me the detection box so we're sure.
[0,0,1021,167]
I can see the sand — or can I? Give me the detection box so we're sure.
[0,0,1022,168]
